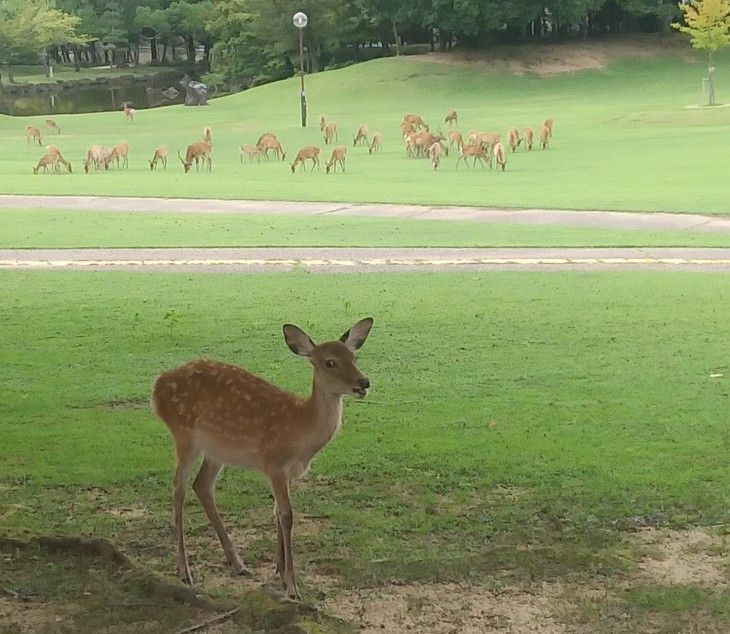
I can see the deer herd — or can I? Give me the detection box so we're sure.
[25,101,554,177]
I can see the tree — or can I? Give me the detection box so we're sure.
[673,0,730,105]
[0,0,88,81]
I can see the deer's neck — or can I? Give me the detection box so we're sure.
[306,380,344,449]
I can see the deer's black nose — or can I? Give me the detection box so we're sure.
[359,378,370,389]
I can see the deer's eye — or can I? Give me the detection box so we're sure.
[325,360,336,369]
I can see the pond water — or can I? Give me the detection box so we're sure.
[0,76,187,116]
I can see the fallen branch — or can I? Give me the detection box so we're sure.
[175,607,241,634]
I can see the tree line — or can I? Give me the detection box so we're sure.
[0,0,699,88]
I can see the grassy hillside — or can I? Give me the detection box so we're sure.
[1,39,729,213]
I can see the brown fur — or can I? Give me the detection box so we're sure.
[326,145,347,173]
[151,318,373,599]
[290,145,321,173]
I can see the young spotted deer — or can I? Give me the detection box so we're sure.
[179,141,212,172]
[149,145,168,170]
[325,145,347,173]
[352,124,369,147]
[151,318,373,599]
[290,145,320,173]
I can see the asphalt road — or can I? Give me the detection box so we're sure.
[2,195,729,271]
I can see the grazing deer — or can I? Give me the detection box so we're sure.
[325,145,347,173]
[447,130,464,151]
[323,122,338,145]
[240,144,265,163]
[257,135,286,161]
[319,114,327,131]
[406,131,447,159]
[539,124,550,149]
[33,152,58,174]
[543,117,554,138]
[203,126,212,146]
[257,132,277,146]
[122,101,135,122]
[179,141,212,173]
[493,142,507,171]
[45,119,61,135]
[110,142,129,169]
[46,145,72,173]
[25,125,42,145]
[456,144,490,169]
[468,131,500,151]
[444,109,458,127]
[33,149,70,174]
[368,132,382,155]
[83,145,105,173]
[400,121,416,138]
[428,141,442,170]
[290,145,321,173]
[403,114,428,130]
[507,127,521,153]
[523,127,535,151]
[151,318,373,599]
[149,145,168,170]
[352,124,369,147]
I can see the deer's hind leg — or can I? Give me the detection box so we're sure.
[192,456,252,577]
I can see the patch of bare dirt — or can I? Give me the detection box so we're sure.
[140,526,730,633]
[634,528,729,586]
[410,34,696,75]
[308,528,729,633]
[317,581,575,634]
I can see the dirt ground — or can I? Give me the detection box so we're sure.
[1,528,728,633]
[313,528,729,634]
[411,33,696,76]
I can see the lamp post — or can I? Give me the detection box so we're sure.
[293,11,308,127]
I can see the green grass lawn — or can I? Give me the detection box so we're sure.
[1,269,729,632]
[1,43,729,213]
[2,40,730,634]
[2,207,730,248]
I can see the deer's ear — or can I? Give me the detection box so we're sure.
[340,317,373,351]
[283,324,316,357]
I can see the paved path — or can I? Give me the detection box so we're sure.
[2,196,729,271]
[3,194,730,231]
